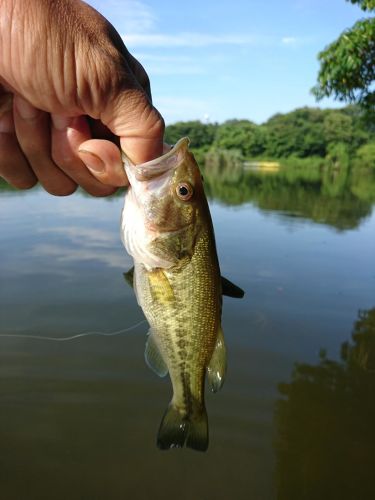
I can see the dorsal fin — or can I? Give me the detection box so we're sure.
[123,266,134,288]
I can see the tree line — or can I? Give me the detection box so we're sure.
[165,106,375,168]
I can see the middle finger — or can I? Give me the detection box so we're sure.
[13,96,78,196]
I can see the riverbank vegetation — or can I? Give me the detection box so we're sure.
[165,105,375,168]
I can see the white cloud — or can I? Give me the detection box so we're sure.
[281,36,298,45]
[91,1,310,52]
[90,0,156,33]
[118,0,156,33]
[123,33,269,48]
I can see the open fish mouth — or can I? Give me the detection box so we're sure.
[122,137,190,182]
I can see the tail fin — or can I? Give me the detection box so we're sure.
[186,409,208,451]
[157,404,209,452]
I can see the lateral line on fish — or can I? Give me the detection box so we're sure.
[0,319,146,342]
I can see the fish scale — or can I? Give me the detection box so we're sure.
[138,226,220,414]
[121,137,242,451]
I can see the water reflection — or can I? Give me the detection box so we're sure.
[275,307,375,500]
[32,225,125,268]
[199,152,375,230]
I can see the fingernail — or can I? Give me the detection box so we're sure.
[15,97,39,120]
[51,115,73,131]
[78,149,105,173]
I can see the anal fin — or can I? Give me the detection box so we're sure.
[207,326,227,393]
[145,330,168,378]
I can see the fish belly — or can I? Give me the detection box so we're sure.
[135,230,221,421]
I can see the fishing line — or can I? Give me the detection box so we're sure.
[0,319,146,342]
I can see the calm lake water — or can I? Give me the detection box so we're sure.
[1,162,374,500]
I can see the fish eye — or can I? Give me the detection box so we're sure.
[176,182,193,201]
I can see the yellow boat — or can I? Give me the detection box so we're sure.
[244,161,281,173]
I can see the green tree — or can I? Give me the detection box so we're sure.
[347,0,375,11]
[264,108,326,158]
[355,141,375,168]
[164,120,217,149]
[342,104,374,149]
[213,119,267,157]
[312,0,375,116]
[323,111,353,145]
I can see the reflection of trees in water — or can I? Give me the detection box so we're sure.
[275,308,375,500]
[199,150,375,230]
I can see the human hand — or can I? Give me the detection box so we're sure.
[0,0,164,196]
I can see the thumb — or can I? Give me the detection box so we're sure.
[78,92,165,187]
[100,88,165,165]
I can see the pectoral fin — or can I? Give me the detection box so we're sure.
[221,276,245,298]
[123,267,134,288]
[148,269,175,304]
[145,330,168,378]
[207,326,227,393]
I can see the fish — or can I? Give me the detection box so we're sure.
[120,137,244,451]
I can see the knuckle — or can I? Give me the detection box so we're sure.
[150,112,165,138]
[51,149,76,168]
[142,111,165,145]
[20,141,44,159]
[138,106,165,140]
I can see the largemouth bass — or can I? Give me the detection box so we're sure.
[121,138,243,451]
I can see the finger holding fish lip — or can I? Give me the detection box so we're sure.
[7,96,134,194]
[4,82,162,194]
[51,115,117,197]
[78,139,129,187]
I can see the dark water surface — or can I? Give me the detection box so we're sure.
[1,164,374,500]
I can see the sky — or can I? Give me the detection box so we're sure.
[86,0,364,124]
